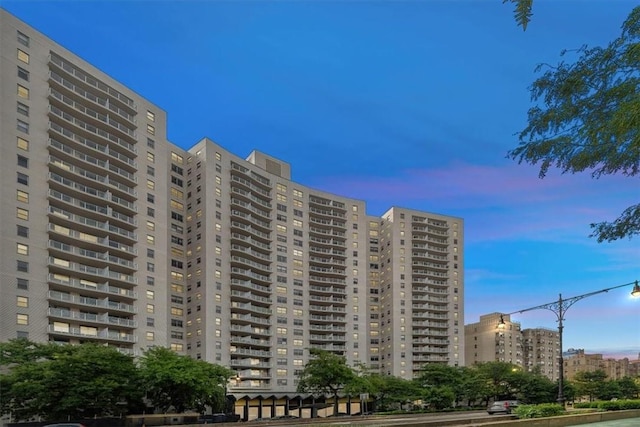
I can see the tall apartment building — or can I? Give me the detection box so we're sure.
[0,9,464,400]
[464,313,523,366]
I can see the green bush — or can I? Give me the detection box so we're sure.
[514,403,565,418]
[572,399,640,410]
[597,399,640,410]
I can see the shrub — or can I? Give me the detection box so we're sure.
[597,399,640,411]
[514,403,565,418]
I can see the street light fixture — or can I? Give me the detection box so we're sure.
[497,280,638,406]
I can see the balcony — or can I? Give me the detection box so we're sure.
[49,53,136,110]
[48,105,136,155]
[48,290,136,313]
[48,86,136,140]
[48,205,136,242]
[47,324,137,343]
[47,257,136,286]
[49,122,136,170]
[48,307,137,328]
[48,240,136,270]
[48,273,136,299]
[230,279,271,295]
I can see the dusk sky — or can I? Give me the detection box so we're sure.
[4,0,638,358]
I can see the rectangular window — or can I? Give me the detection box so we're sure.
[17,31,30,46]
[17,208,29,220]
[17,296,28,308]
[17,137,29,151]
[17,66,29,81]
[17,225,29,237]
[17,102,29,116]
[17,172,29,186]
[171,152,184,164]
[147,152,155,163]
[17,84,29,99]
[17,119,29,134]
[17,278,29,290]
[147,110,156,122]
[147,124,155,135]
[17,243,29,255]
[17,260,29,272]
[16,314,29,325]
[17,190,29,203]
[17,49,29,63]
[18,155,28,168]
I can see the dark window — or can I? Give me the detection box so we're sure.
[17,225,29,237]
[17,172,28,185]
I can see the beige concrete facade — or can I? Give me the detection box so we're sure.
[465,313,523,366]
[522,328,560,381]
[465,314,563,381]
[564,349,633,380]
[0,10,464,396]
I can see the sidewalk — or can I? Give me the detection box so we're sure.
[572,418,640,427]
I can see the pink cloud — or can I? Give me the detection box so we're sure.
[309,161,637,244]
[312,161,635,208]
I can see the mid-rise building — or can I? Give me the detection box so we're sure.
[522,328,560,381]
[464,313,522,367]
[0,8,464,410]
[465,314,564,382]
[564,349,632,380]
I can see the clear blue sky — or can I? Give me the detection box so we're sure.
[4,0,638,358]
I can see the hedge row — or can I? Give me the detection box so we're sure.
[573,400,640,410]
[514,403,565,418]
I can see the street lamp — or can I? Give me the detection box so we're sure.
[497,280,638,406]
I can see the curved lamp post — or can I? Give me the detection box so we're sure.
[498,280,639,405]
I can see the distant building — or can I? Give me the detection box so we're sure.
[464,313,522,367]
[522,328,560,381]
[564,349,632,380]
[465,314,563,382]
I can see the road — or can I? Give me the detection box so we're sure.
[242,411,512,426]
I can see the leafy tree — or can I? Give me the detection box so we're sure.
[518,372,556,404]
[139,347,233,413]
[503,0,534,30]
[458,366,492,407]
[573,370,608,402]
[509,6,640,242]
[616,376,640,399]
[475,362,522,400]
[1,342,142,421]
[0,338,56,366]
[296,348,356,415]
[378,376,419,411]
[596,380,622,401]
[422,386,455,410]
[416,364,464,405]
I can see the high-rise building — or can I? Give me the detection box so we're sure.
[0,8,464,403]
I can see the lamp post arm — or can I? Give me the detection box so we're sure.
[505,280,637,319]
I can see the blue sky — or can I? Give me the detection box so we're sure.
[5,0,638,358]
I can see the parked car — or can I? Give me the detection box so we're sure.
[487,400,518,414]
